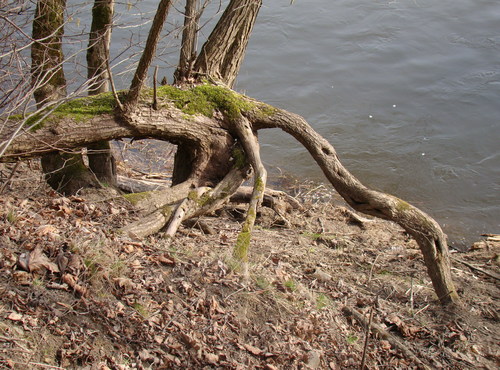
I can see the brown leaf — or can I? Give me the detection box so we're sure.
[380,340,391,350]
[36,224,59,235]
[244,343,263,356]
[7,312,23,321]
[62,273,88,297]
[204,352,219,364]
[157,254,175,266]
[27,247,60,273]
[16,252,30,272]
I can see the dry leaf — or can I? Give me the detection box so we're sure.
[27,246,60,273]
[36,224,59,235]
[157,254,175,266]
[7,312,23,321]
[244,344,263,356]
[204,352,219,364]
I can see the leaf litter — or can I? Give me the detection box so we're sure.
[0,160,498,369]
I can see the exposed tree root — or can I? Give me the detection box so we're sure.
[231,186,302,213]
[1,83,459,305]
[121,165,250,240]
[250,108,459,305]
[232,115,267,277]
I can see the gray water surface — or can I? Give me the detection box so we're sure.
[234,0,500,247]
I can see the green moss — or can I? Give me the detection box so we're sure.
[284,279,297,292]
[16,83,274,132]
[254,176,265,193]
[187,190,213,207]
[156,84,256,120]
[255,103,278,119]
[123,191,151,205]
[316,293,332,310]
[396,199,412,212]
[160,205,172,217]
[233,208,257,263]
[23,92,116,131]
[232,146,247,169]
[156,85,215,117]
[6,210,17,224]
[52,92,115,120]
[195,84,255,120]
[234,230,251,262]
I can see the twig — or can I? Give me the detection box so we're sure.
[342,305,432,369]
[452,257,500,281]
[360,305,374,370]
[106,57,124,112]
[410,274,414,316]
[153,65,158,110]
[0,161,20,193]
[414,304,430,316]
[367,253,380,283]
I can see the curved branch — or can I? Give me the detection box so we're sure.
[250,109,459,305]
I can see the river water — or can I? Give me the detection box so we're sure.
[236,0,500,247]
[75,0,499,247]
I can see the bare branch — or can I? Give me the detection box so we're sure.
[125,0,172,110]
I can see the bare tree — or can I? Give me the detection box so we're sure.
[0,0,459,305]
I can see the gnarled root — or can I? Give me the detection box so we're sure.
[121,165,250,240]
[232,115,267,277]
[255,109,459,305]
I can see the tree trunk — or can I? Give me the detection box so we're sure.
[193,0,262,87]
[31,0,67,107]
[173,0,199,85]
[32,0,100,195]
[87,0,114,95]
[87,0,117,188]
[125,0,172,110]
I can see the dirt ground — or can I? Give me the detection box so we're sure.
[0,160,498,369]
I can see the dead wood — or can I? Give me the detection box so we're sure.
[452,257,500,281]
[231,185,302,213]
[116,175,169,193]
[342,305,433,369]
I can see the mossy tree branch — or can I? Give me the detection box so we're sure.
[1,84,459,305]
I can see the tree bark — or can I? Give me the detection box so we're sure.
[32,0,100,194]
[173,0,199,85]
[193,0,262,87]
[87,0,114,95]
[87,0,117,187]
[125,0,172,110]
[31,0,67,107]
